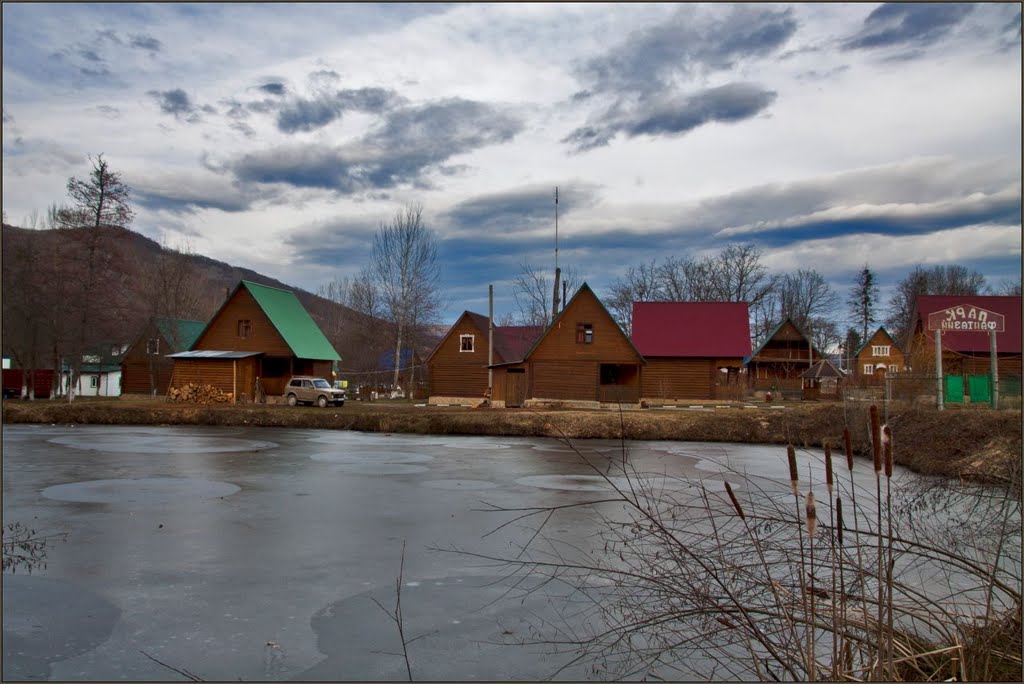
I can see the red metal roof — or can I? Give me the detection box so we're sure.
[494,325,544,362]
[631,302,751,358]
[913,295,1021,354]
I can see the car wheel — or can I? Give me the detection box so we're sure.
[317,395,328,408]
[287,394,298,406]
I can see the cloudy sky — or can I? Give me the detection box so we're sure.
[2,3,1021,324]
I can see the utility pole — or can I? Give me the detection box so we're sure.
[551,187,560,318]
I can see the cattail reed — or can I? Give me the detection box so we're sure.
[835,496,844,546]
[843,427,854,471]
[870,405,882,474]
[806,491,818,538]
[883,425,893,478]
[824,443,834,494]
[787,445,799,496]
[724,481,745,519]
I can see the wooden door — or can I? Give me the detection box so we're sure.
[505,370,526,408]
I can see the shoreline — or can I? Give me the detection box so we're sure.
[3,398,1020,485]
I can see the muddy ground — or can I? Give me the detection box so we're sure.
[3,398,1020,484]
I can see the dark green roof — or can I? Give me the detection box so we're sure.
[155,318,206,352]
[241,281,341,361]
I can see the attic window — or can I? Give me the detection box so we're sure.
[237,319,252,338]
[459,334,475,353]
[576,323,593,344]
[871,345,890,357]
[146,338,160,355]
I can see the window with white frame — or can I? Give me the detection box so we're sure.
[871,345,890,357]
[89,376,99,389]
[459,334,475,353]
[863,363,874,375]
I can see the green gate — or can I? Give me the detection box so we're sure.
[967,375,991,403]
[945,375,964,403]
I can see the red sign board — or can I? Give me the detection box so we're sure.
[927,305,1006,333]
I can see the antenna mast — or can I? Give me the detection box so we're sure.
[554,186,559,273]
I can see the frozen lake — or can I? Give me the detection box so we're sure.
[2,424,933,680]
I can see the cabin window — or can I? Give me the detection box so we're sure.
[872,345,890,357]
[89,376,99,389]
[237,319,252,338]
[146,338,160,355]
[576,323,593,344]
[459,334,475,353]
[863,363,874,375]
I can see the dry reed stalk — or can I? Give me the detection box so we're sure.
[883,424,895,677]
[844,425,875,676]
[806,486,818,679]
[870,405,886,680]
[825,442,839,679]
[787,445,812,678]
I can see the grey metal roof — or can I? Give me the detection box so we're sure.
[166,350,263,359]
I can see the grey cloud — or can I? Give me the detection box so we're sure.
[129,33,162,53]
[2,108,12,124]
[441,184,602,235]
[283,218,378,267]
[233,98,523,192]
[148,88,205,123]
[276,87,404,133]
[133,175,262,214]
[843,3,974,51]
[92,105,121,119]
[564,83,777,152]
[258,82,286,96]
[231,121,256,138]
[579,6,797,97]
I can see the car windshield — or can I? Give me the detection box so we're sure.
[312,379,331,389]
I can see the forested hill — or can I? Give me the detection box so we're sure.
[1,222,389,373]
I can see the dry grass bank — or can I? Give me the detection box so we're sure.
[3,398,1019,482]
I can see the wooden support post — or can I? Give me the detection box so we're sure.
[488,284,494,396]
[935,329,943,411]
[990,330,999,409]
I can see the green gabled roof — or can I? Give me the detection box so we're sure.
[241,281,341,361]
[155,318,206,353]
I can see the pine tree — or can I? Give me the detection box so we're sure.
[848,266,878,343]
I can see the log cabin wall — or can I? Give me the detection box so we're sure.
[121,323,173,395]
[854,328,906,385]
[527,287,642,402]
[641,358,714,400]
[428,314,490,399]
[192,288,292,355]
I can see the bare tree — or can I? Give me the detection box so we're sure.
[885,265,987,345]
[54,154,135,230]
[848,265,879,343]
[605,260,663,335]
[54,155,136,400]
[991,276,1022,296]
[777,269,839,334]
[657,254,721,301]
[512,262,582,327]
[370,206,442,392]
[711,243,775,310]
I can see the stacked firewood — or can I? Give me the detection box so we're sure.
[168,383,233,404]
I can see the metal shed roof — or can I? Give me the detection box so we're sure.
[167,350,263,359]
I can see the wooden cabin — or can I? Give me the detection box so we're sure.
[426,311,541,405]
[631,302,751,402]
[489,283,645,408]
[168,280,341,402]
[905,295,1021,402]
[121,317,205,397]
[853,326,905,386]
[746,319,824,395]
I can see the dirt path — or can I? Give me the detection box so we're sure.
[3,399,1019,484]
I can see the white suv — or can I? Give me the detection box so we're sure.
[284,376,346,407]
